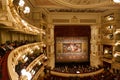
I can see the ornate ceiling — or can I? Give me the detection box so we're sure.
[28,0,120,13]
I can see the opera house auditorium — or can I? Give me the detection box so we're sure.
[1,0,120,80]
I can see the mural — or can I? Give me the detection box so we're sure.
[63,43,82,53]
[55,37,89,63]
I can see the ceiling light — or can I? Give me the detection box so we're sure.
[113,0,120,3]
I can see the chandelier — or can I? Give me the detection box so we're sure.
[113,0,120,3]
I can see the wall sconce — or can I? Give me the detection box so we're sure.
[104,49,109,54]
[114,53,119,57]
[24,56,28,62]
[107,25,113,29]
[38,61,42,65]
[115,29,120,34]
[115,41,120,46]
[106,34,113,39]
[105,15,114,21]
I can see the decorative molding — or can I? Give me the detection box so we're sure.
[80,19,96,23]
[53,19,69,23]
[47,8,107,13]
[71,16,78,23]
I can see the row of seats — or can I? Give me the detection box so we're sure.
[15,52,43,76]
[48,70,117,80]
[52,63,101,74]
[48,62,120,80]
[0,40,37,80]
[6,41,48,80]
[0,40,37,58]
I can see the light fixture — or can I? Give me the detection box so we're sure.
[24,57,28,62]
[115,29,120,34]
[107,25,113,29]
[21,69,32,80]
[31,69,35,75]
[115,31,118,34]
[44,56,48,60]
[106,15,114,21]
[38,61,41,65]
[113,0,120,3]
[23,6,30,14]
[30,49,33,54]
[29,27,32,31]
[114,53,119,57]
[26,72,32,80]
[21,20,27,26]
[19,0,25,7]
[21,69,26,75]
[76,71,80,74]
[115,41,120,46]
[104,49,109,54]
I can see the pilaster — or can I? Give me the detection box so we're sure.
[90,24,103,67]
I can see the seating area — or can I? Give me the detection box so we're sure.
[1,40,120,80]
[0,40,37,80]
[52,63,101,74]
[0,40,37,54]
[0,40,37,59]
[7,41,48,80]
[15,49,43,76]
[46,63,120,80]
[48,71,116,80]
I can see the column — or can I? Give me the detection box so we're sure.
[90,24,103,67]
[47,23,55,69]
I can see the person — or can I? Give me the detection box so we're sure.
[6,42,14,51]
[0,44,6,58]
